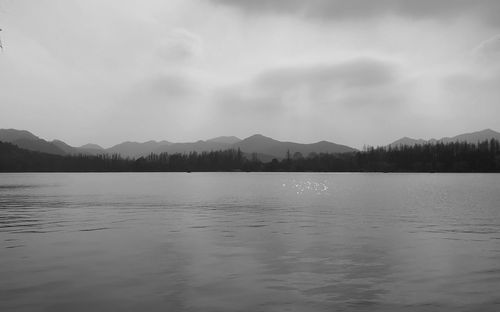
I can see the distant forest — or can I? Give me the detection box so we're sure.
[1,139,500,172]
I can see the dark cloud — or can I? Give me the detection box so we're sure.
[157,29,203,64]
[255,58,397,93]
[209,0,500,25]
[214,57,401,118]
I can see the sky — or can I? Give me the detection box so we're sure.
[1,0,500,148]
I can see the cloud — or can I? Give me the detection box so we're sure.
[445,71,500,106]
[157,28,204,64]
[209,0,500,25]
[474,34,500,65]
[145,74,196,98]
[124,74,199,109]
[255,58,397,93]
[3,0,497,148]
[214,58,403,117]
[253,58,400,109]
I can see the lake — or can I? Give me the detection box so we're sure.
[1,173,500,311]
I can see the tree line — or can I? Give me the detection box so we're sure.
[1,139,500,172]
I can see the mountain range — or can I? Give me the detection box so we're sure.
[0,129,356,160]
[2,128,499,160]
[389,129,500,147]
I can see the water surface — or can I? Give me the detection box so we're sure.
[1,173,500,311]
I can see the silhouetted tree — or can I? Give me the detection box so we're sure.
[1,139,499,172]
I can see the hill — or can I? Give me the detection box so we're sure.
[207,136,241,144]
[107,141,172,158]
[389,129,500,147]
[1,128,356,159]
[234,134,357,159]
[0,129,66,155]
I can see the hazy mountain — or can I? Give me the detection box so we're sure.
[11,138,66,156]
[153,141,232,155]
[107,140,172,158]
[207,136,241,145]
[233,134,357,159]
[76,143,105,155]
[389,129,500,147]
[0,129,110,156]
[440,129,500,144]
[13,128,500,160]
[51,140,79,154]
[0,129,66,155]
[0,129,39,142]
[105,134,356,159]
[389,137,428,148]
[0,129,359,159]
[80,143,103,150]
[52,140,109,156]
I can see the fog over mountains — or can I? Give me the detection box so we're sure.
[0,129,356,160]
[2,128,500,160]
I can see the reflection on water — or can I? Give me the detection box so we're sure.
[1,173,500,311]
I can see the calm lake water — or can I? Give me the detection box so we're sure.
[1,173,500,311]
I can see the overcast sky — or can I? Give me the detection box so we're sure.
[1,0,500,148]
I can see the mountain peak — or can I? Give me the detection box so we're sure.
[478,128,498,135]
[80,143,103,150]
[234,134,356,159]
[0,129,66,155]
[0,128,39,142]
[244,134,275,141]
[206,136,241,145]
